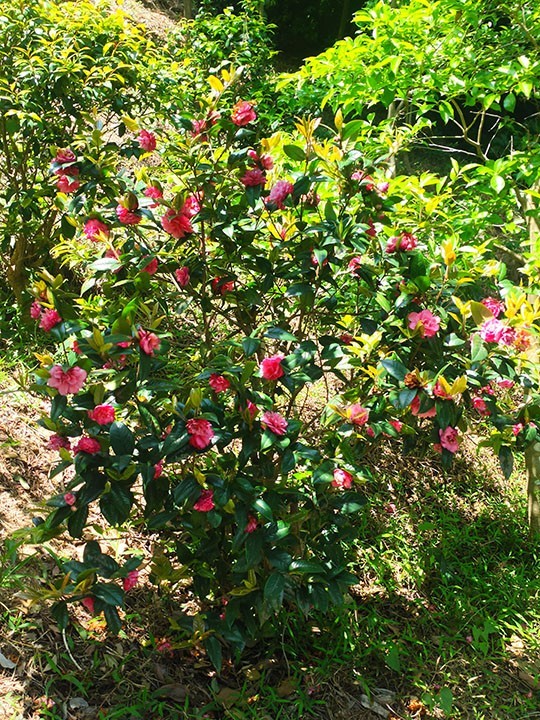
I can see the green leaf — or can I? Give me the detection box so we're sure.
[470,333,488,363]
[503,92,516,112]
[51,601,69,631]
[93,582,124,607]
[498,446,513,479]
[386,644,401,672]
[242,336,260,356]
[490,175,505,193]
[381,359,408,381]
[67,505,88,539]
[51,394,67,422]
[204,635,222,673]
[283,144,306,162]
[264,572,285,611]
[103,604,122,634]
[253,497,273,520]
[110,422,135,455]
[265,327,296,342]
[100,484,133,526]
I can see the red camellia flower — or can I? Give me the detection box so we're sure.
[245,515,258,533]
[48,434,71,451]
[231,100,257,126]
[410,395,437,418]
[332,468,353,489]
[261,411,288,436]
[209,374,230,393]
[154,460,164,479]
[84,218,110,242]
[161,208,193,238]
[260,353,285,381]
[138,329,161,356]
[47,365,87,395]
[57,175,80,193]
[408,309,440,338]
[54,148,76,165]
[81,597,95,614]
[88,404,116,425]
[73,436,101,454]
[175,266,190,287]
[138,129,157,152]
[116,205,142,225]
[40,308,62,332]
[142,257,159,275]
[186,418,215,450]
[123,570,139,592]
[181,194,202,218]
[472,396,490,416]
[144,185,163,208]
[211,277,235,295]
[348,257,362,277]
[194,489,215,512]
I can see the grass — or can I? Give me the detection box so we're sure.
[1,438,540,719]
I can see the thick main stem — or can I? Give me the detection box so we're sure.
[526,442,540,536]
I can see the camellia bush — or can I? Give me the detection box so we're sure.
[23,72,540,666]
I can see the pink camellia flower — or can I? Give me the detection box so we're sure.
[84,218,110,242]
[49,434,71,451]
[181,194,202,218]
[40,308,62,332]
[64,492,76,506]
[346,404,370,426]
[30,301,42,320]
[88,404,116,425]
[348,257,362,277]
[154,460,164,479]
[472,396,490,416]
[260,353,285,381]
[138,129,157,152]
[116,205,142,225]
[260,154,274,170]
[365,426,375,438]
[175,266,190,287]
[47,365,87,395]
[57,175,80,193]
[377,182,390,195]
[142,257,158,275]
[512,423,524,436]
[408,309,441,338]
[479,318,516,346]
[386,232,418,253]
[73,436,101,455]
[439,426,460,453]
[410,395,437,418]
[497,378,514,389]
[138,329,161,356]
[81,597,95,614]
[144,185,163,207]
[194,489,215,512]
[231,100,257,126]
[241,168,267,187]
[123,570,139,592]
[482,296,505,318]
[186,418,215,450]
[332,468,353,489]
[261,411,288,436]
[161,208,193,238]
[209,373,230,393]
[54,148,76,165]
[245,515,258,533]
[385,502,397,514]
[266,180,295,210]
